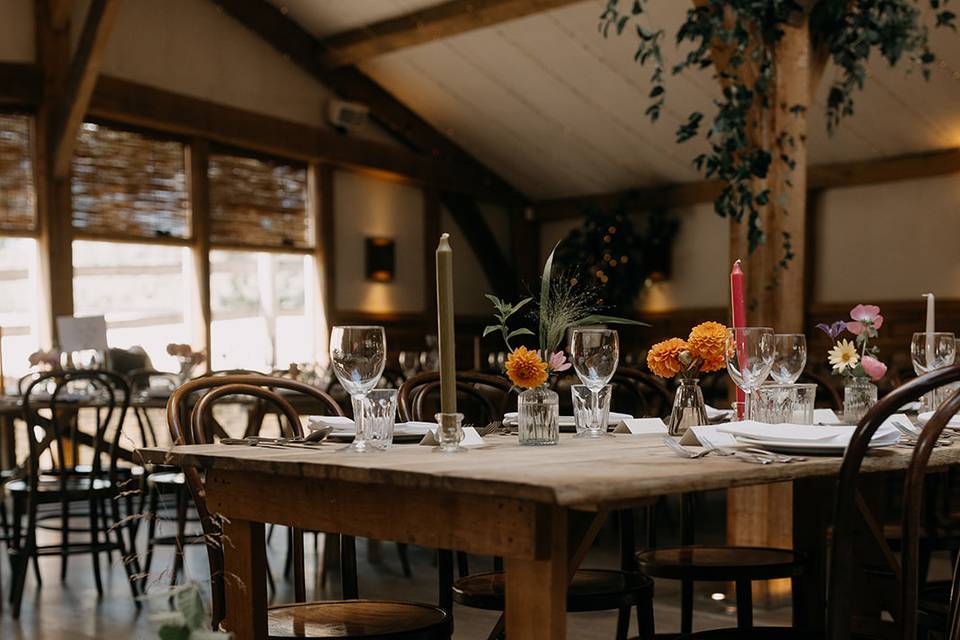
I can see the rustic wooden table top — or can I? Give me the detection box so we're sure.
[138,434,960,510]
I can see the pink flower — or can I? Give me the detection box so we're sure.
[860,355,887,381]
[846,304,884,335]
[549,351,571,372]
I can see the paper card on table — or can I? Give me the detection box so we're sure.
[419,426,485,447]
[613,418,667,435]
[679,426,738,448]
[56,315,108,353]
[814,409,840,425]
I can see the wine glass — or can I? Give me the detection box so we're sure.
[329,326,387,453]
[771,334,807,384]
[911,332,956,412]
[398,351,419,379]
[725,327,775,420]
[569,328,619,438]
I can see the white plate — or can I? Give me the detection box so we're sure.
[735,434,899,456]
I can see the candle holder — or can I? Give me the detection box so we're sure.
[435,412,465,453]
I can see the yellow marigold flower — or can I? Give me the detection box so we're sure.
[506,346,548,389]
[688,321,728,373]
[647,338,688,378]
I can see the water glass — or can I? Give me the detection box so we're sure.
[911,332,957,412]
[571,384,612,438]
[771,334,807,384]
[361,389,398,449]
[330,325,386,453]
[435,412,466,453]
[725,327,775,419]
[752,383,816,425]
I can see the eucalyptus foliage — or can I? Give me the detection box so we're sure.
[600,0,955,255]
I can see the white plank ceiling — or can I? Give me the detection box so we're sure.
[274,0,960,200]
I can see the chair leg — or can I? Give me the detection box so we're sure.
[735,580,753,629]
[680,578,694,634]
[637,592,656,640]
[615,607,630,640]
[171,486,188,587]
[60,497,69,581]
[396,542,412,578]
[9,548,30,618]
[142,485,159,591]
[89,498,104,597]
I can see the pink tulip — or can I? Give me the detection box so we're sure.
[549,351,571,372]
[860,355,887,381]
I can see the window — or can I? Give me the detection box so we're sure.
[72,240,191,372]
[72,122,189,240]
[0,237,40,380]
[0,113,35,234]
[208,152,311,249]
[210,250,316,371]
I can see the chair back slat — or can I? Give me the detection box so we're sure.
[610,367,673,419]
[398,371,512,424]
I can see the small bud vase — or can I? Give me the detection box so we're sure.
[517,385,560,445]
[667,377,708,437]
[843,378,877,425]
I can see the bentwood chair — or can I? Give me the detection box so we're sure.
[673,365,960,639]
[7,370,141,617]
[167,375,452,638]
[610,367,673,420]
[401,371,656,640]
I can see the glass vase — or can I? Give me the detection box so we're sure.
[668,377,708,437]
[843,378,877,425]
[518,385,559,446]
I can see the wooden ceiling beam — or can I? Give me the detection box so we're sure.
[51,0,121,178]
[533,147,960,221]
[316,0,586,71]
[50,0,76,30]
[210,0,526,206]
[441,192,516,299]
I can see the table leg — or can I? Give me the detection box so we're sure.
[222,518,268,640]
[792,476,832,631]
[505,507,567,639]
[0,414,15,470]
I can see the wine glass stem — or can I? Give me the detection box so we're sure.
[590,388,600,432]
[351,394,366,442]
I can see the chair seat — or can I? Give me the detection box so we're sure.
[635,545,801,581]
[266,599,451,639]
[452,569,653,612]
[6,476,112,500]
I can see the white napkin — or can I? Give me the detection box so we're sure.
[718,420,900,446]
[419,426,485,447]
[502,412,633,427]
[705,404,733,421]
[814,409,840,425]
[917,411,960,428]
[684,426,738,448]
[900,401,922,412]
[612,418,667,435]
[307,416,355,432]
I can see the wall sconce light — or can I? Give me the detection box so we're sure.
[365,237,395,282]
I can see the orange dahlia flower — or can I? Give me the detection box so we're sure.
[646,338,688,378]
[506,346,548,389]
[687,321,727,373]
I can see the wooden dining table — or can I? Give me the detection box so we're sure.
[138,433,960,640]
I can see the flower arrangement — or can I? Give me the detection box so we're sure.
[817,304,888,381]
[28,349,62,370]
[485,242,646,389]
[646,321,728,380]
[147,583,230,639]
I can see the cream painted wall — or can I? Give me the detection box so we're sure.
[0,0,33,61]
[333,171,425,314]
[439,203,511,316]
[813,174,960,303]
[539,204,729,313]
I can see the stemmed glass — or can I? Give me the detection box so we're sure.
[569,328,619,438]
[911,332,957,411]
[725,327,775,420]
[329,326,387,453]
[770,334,807,384]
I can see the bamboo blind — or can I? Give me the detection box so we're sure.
[72,122,189,239]
[0,114,36,233]
[208,153,311,249]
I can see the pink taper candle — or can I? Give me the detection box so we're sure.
[730,260,747,415]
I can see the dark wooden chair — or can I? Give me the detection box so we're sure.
[402,371,655,640]
[610,367,673,419]
[166,375,452,638]
[798,368,842,411]
[7,370,141,618]
[673,365,960,639]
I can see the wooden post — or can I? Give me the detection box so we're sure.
[35,0,75,349]
[186,138,212,372]
[308,163,334,352]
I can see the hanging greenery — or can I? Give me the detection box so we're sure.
[599,0,955,256]
[554,195,679,313]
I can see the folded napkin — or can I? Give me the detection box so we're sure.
[705,404,734,421]
[502,412,633,427]
[680,426,738,448]
[418,426,485,447]
[814,409,840,425]
[718,420,900,446]
[307,417,436,436]
[612,418,667,435]
[917,411,960,428]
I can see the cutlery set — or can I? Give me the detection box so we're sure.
[662,436,805,464]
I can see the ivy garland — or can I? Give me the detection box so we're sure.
[599,0,956,256]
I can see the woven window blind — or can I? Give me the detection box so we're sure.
[72,122,189,239]
[208,153,311,249]
[0,114,36,233]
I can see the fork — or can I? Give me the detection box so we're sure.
[662,436,711,458]
[893,420,952,446]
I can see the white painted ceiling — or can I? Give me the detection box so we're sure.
[275,0,960,200]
